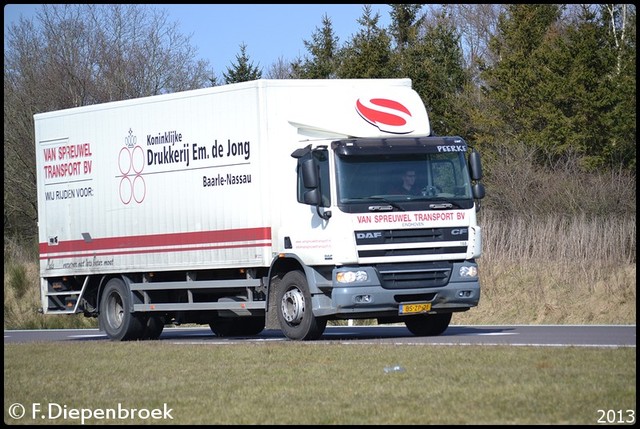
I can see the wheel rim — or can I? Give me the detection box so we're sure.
[280,288,305,325]
[106,291,124,329]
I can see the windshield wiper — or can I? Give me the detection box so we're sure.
[429,202,455,209]
[418,199,463,209]
[348,196,407,211]
[344,195,406,212]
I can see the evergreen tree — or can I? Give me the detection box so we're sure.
[223,43,262,84]
[560,5,635,172]
[481,4,635,172]
[388,4,423,51]
[402,9,469,136]
[545,6,618,169]
[597,4,636,172]
[481,4,564,157]
[297,14,340,79]
[336,5,396,78]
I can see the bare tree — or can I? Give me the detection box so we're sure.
[442,4,502,84]
[4,4,213,241]
[603,4,635,75]
[265,56,297,79]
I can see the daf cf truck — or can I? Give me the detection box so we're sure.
[35,78,485,341]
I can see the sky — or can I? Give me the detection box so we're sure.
[4,4,392,79]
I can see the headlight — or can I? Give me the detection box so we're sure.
[336,270,368,283]
[459,266,478,278]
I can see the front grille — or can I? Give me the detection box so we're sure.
[359,246,464,258]
[376,261,452,289]
[355,227,468,245]
[355,227,468,258]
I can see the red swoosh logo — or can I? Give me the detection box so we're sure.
[356,98,411,127]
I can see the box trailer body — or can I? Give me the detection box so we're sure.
[35,78,485,340]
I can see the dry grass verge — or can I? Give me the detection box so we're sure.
[4,213,636,329]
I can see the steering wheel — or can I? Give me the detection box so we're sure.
[421,186,440,197]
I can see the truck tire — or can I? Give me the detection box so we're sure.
[404,312,452,336]
[276,271,326,341]
[209,316,265,337]
[99,278,144,341]
[140,316,165,340]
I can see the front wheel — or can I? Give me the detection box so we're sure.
[404,312,452,336]
[276,271,326,341]
[99,278,144,341]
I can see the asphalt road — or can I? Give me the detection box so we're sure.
[4,324,636,347]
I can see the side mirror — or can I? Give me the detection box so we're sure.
[472,183,485,200]
[469,149,483,181]
[301,159,318,188]
[303,188,321,205]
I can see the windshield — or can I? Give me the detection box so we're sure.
[335,152,473,210]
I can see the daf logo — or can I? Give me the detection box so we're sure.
[356,232,383,239]
[451,228,468,236]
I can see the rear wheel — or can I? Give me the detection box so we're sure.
[276,271,326,341]
[404,312,452,336]
[99,278,144,341]
[140,316,165,340]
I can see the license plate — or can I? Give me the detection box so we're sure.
[399,302,431,315]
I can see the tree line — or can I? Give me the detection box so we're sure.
[4,4,636,243]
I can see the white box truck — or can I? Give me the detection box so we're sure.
[35,78,485,341]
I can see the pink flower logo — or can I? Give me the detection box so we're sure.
[118,129,146,204]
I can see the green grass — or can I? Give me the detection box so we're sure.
[4,342,636,425]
